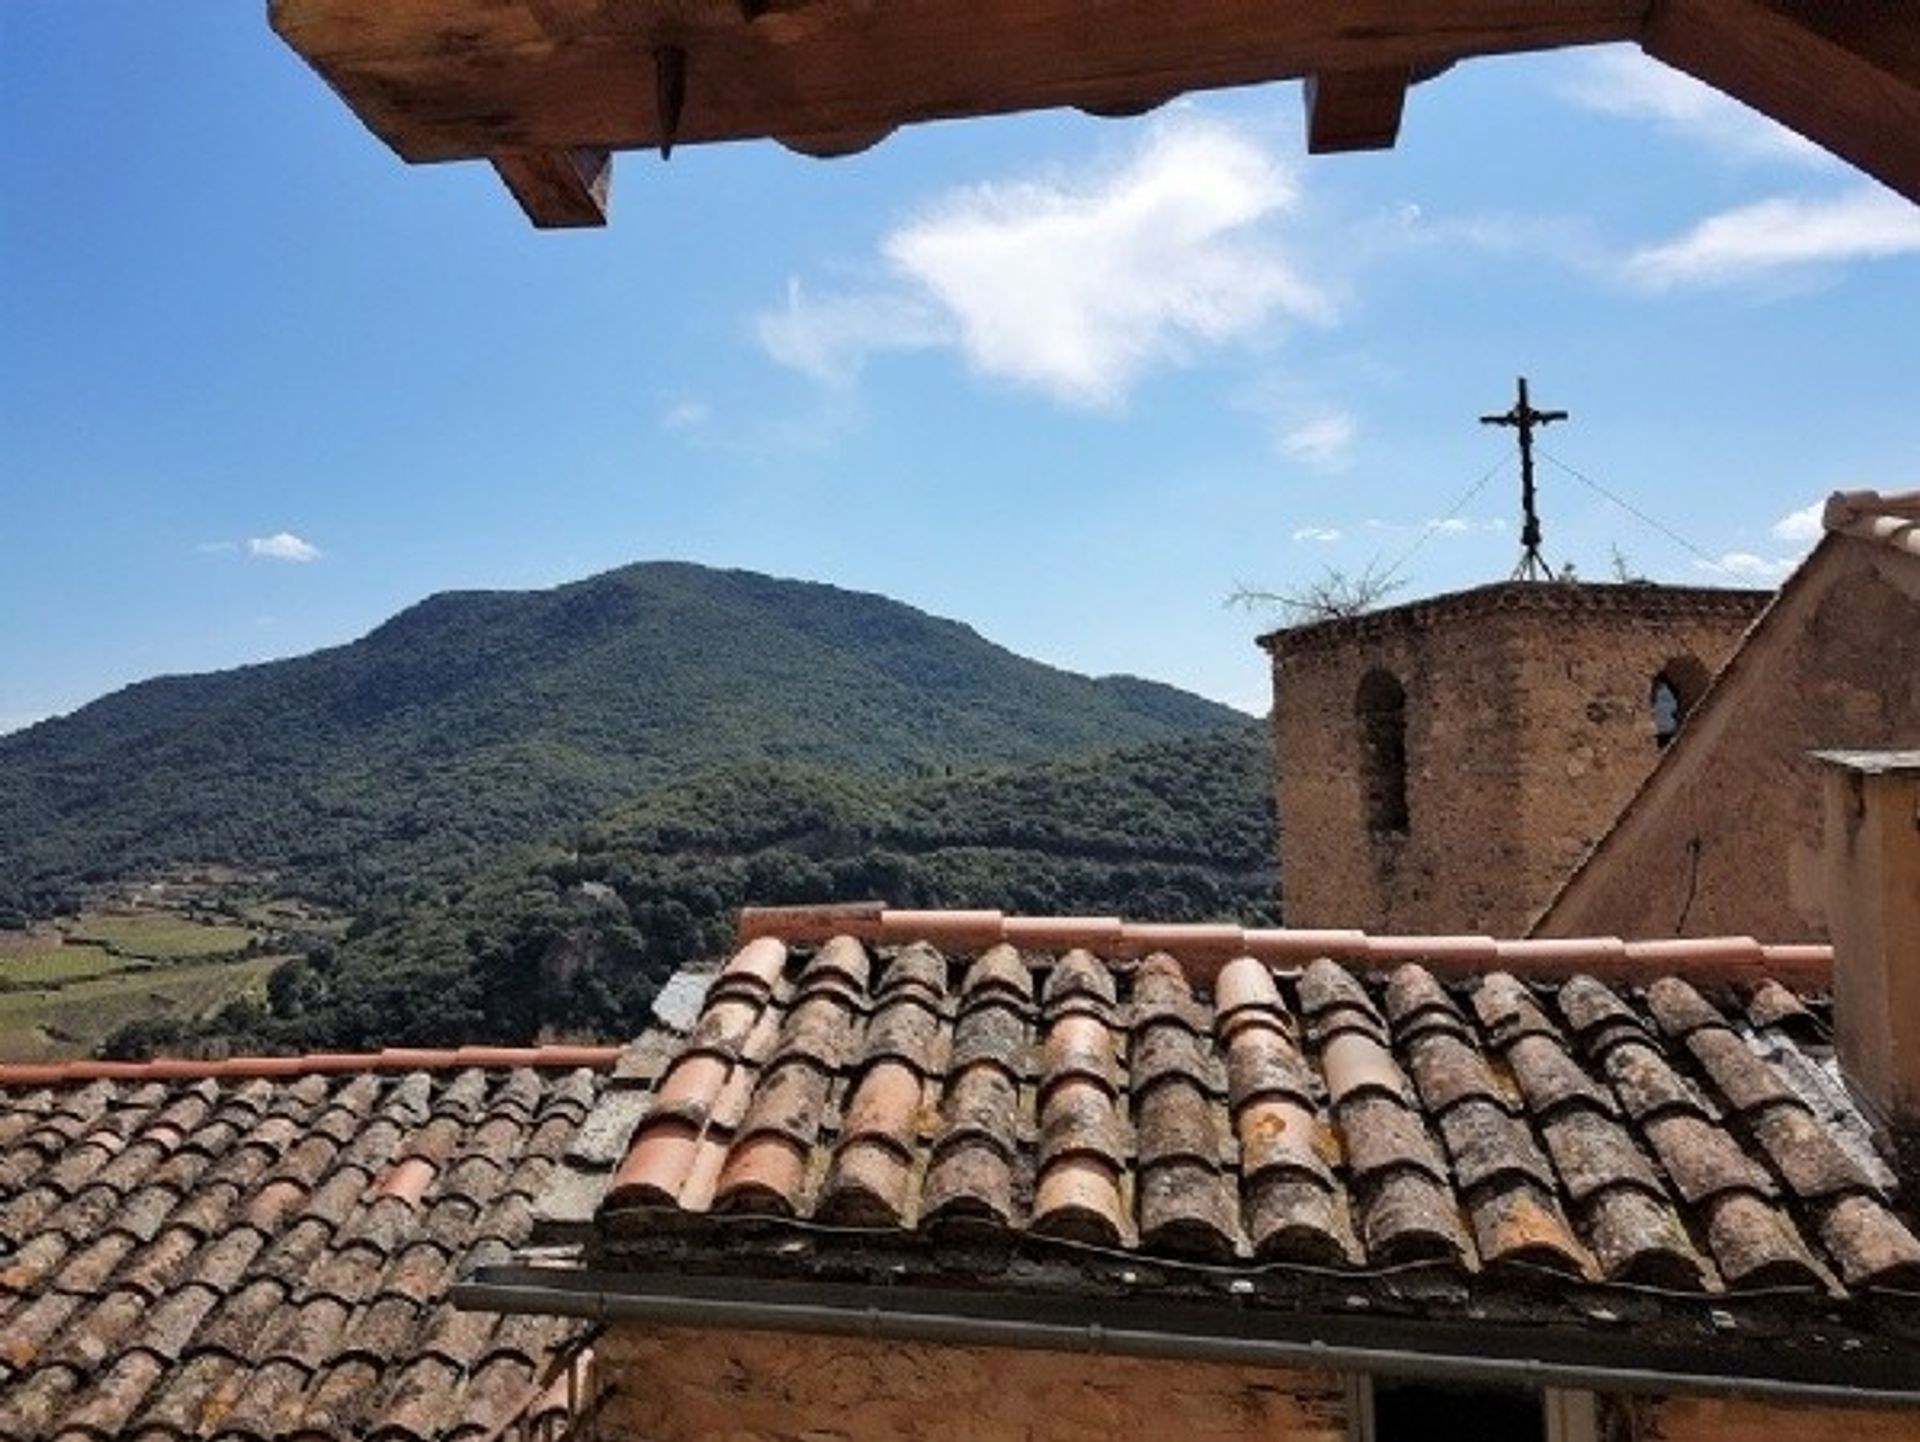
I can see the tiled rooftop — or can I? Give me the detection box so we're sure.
[0,1047,615,1441]
[544,912,1920,1326]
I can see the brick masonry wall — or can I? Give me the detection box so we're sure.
[599,1325,1350,1442]
[1265,584,1766,936]
[1541,548,1920,942]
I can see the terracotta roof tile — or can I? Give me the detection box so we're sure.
[0,1055,611,1439]
[574,917,1920,1336]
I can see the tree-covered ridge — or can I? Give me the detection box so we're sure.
[0,561,1241,915]
[171,722,1275,1055]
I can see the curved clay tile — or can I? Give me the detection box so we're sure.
[1465,1180,1590,1275]
[1641,1112,1778,1204]
[1745,978,1819,1035]
[880,940,946,999]
[809,934,873,993]
[1747,1104,1878,1200]
[1505,1035,1619,1119]
[1130,959,1236,1257]
[1297,958,1380,1023]
[923,1080,1019,1228]
[1032,969,1126,1246]
[1470,973,1559,1049]
[1382,964,1463,1031]
[1702,1191,1828,1291]
[961,942,1033,1004]
[1436,1101,1556,1195]
[1043,949,1117,1009]
[1214,955,1281,1019]
[1538,1108,1663,1204]
[1041,1015,1122,1094]
[1224,1022,1314,1112]
[1354,1169,1469,1265]
[722,935,790,992]
[1321,1033,1412,1108]
[1555,973,1643,1038]
[1031,1157,1125,1247]
[606,1118,701,1206]
[712,1133,808,1215]
[1582,1186,1709,1289]
[1403,1032,1507,1117]
[1816,1194,1920,1289]
[1685,1029,1799,1115]
[1601,1042,1719,1124]
[1643,976,1733,1039]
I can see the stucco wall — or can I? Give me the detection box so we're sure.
[593,1325,1920,1441]
[1623,1396,1920,1440]
[1265,584,1765,935]
[599,1326,1350,1441]
[1538,545,1920,942]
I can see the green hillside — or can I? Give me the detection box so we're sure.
[164,721,1275,1054]
[0,561,1240,914]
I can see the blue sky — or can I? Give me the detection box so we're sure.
[3,6,1916,727]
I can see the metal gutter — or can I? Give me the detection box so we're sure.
[456,1266,1920,1411]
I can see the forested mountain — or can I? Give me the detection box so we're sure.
[0,561,1241,914]
[160,723,1276,1054]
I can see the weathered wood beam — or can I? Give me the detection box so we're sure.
[1303,67,1411,153]
[489,148,612,228]
[271,0,1646,164]
[1643,0,1920,203]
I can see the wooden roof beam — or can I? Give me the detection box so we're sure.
[1643,0,1920,203]
[1303,67,1412,153]
[490,147,613,228]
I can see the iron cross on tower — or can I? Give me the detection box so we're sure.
[1479,376,1569,581]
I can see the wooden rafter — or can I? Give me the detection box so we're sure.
[266,0,1920,228]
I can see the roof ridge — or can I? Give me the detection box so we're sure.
[735,906,1832,989]
[1825,488,1920,557]
[1255,578,1772,652]
[0,1042,622,1088]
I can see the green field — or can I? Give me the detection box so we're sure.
[0,941,121,986]
[0,955,284,1062]
[70,913,256,958]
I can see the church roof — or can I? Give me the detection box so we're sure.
[1256,579,1771,657]
[505,908,1920,1397]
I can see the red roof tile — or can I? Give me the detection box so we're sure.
[0,1051,615,1440]
[560,912,1918,1332]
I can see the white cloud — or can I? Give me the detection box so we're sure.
[1558,50,1828,168]
[1695,551,1796,582]
[247,532,322,563]
[1291,526,1343,544]
[1770,500,1826,544]
[1626,187,1920,289]
[756,281,945,387]
[658,398,712,433]
[1429,516,1506,536]
[1279,411,1356,469]
[758,118,1330,407]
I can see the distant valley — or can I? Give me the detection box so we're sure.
[0,561,1273,1055]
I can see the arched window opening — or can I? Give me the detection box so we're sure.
[1650,654,1712,750]
[1356,668,1410,835]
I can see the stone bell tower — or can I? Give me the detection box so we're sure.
[1258,581,1771,935]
